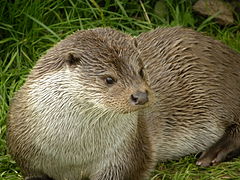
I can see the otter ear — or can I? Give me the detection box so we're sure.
[65,53,82,67]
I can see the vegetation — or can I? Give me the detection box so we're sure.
[0,0,239,179]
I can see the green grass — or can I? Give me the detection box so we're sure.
[0,0,240,179]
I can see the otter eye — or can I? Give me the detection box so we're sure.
[105,77,115,85]
[139,68,144,78]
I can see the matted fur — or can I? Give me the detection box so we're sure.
[137,27,240,166]
[7,27,240,180]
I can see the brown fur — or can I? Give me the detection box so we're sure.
[137,27,240,166]
[7,28,155,180]
[7,27,240,180]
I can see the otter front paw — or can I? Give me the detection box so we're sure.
[196,125,240,167]
[196,148,228,167]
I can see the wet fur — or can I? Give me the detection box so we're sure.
[137,27,240,165]
[7,27,240,180]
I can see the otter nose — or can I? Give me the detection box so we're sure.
[131,91,148,105]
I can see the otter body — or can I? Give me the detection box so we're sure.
[137,27,240,166]
[7,27,240,180]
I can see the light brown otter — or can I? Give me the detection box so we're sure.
[136,27,240,167]
[7,28,155,180]
[7,27,240,180]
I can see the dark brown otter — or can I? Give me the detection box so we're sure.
[136,27,240,167]
[7,28,155,180]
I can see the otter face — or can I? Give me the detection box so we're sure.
[63,29,152,113]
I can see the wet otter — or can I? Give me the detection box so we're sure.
[7,27,240,180]
[7,28,155,180]
[137,27,240,167]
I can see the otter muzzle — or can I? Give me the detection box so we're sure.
[130,91,148,105]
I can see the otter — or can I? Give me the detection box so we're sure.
[7,28,155,180]
[7,27,240,180]
[136,27,240,167]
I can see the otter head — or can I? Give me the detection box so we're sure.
[60,28,153,113]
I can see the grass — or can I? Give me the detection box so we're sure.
[0,0,240,179]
